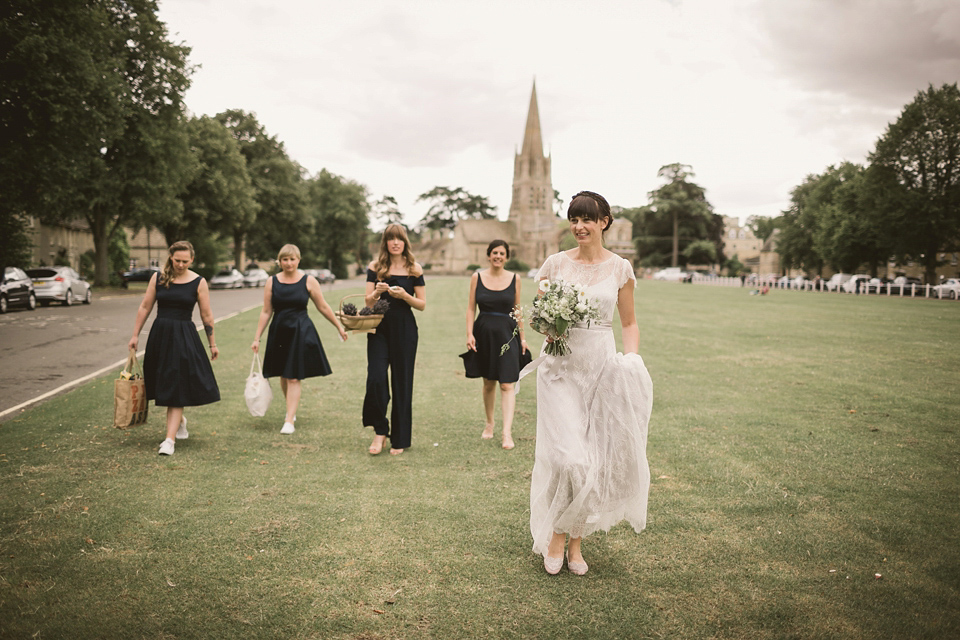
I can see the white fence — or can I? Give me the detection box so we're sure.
[687,275,959,300]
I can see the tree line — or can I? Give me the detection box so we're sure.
[749,83,960,284]
[0,1,384,284]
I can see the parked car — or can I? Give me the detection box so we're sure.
[314,268,335,284]
[242,268,269,288]
[841,274,871,294]
[776,275,791,288]
[887,276,923,295]
[26,266,92,306]
[122,266,161,284]
[653,267,688,281]
[792,275,808,289]
[209,268,244,289]
[526,268,539,279]
[824,273,852,291]
[864,277,890,294]
[933,278,960,299]
[1,266,37,313]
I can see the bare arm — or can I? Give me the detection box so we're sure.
[251,278,274,353]
[616,280,639,355]
[127,274,158,351]
[384,264,426,312]
[196,277,219,361]
[465,272,479,351]
[307,275,348,342]
[365,263,383,308]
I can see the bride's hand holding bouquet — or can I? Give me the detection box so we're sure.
[502,278,600,357]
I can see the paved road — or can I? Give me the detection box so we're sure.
[0,277,363,420]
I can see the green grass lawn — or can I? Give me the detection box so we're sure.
[1,278,958,639]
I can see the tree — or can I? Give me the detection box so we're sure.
[0,212,33,269]
[305,170,370,278]
[867,83,960,283]
[776,175,824,275]
[634,164,723,268]
[812,163,889,275]
[416,187,496,232]
[158,116,258,269]
[1,0,193,283]
[215,109,309,262]
[371,195,404,231]
[745,216,779,244]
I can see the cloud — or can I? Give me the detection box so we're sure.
[754,0,960,106]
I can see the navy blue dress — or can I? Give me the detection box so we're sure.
[263,274,332,380]
[462,273,529,383]
[144,277,220,407]
[362,268,425,449]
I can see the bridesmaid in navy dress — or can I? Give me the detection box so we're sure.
[252,244,348,434]
[128,241,220,456]
[363,224,426,456]
[463,240,529,449]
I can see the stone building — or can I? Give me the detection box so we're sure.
[416,82,633,273]
[721,216,762,273]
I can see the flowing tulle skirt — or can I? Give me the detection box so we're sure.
[530,326,653,556]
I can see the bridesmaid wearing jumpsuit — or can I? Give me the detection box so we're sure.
[363,224,426,456]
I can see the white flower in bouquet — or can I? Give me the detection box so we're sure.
[501,278,601,357]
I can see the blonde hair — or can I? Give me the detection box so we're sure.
[374,224,420,281]
[277,244,301,262]
[159,241,195,288]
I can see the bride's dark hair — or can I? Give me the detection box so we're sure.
[567,191,613,231]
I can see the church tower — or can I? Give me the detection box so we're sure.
[508,81,555,268]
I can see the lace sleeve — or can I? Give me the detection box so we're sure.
[617,257,636,289]
[538,253,559,281]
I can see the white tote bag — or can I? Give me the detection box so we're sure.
[244,353,273,417]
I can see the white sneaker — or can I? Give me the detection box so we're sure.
[158,438,175,455]
[176,416,189,440]
[280,422,295,435]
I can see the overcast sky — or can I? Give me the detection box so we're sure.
[158,0,960,227]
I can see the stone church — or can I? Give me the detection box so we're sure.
[416,82,634,272]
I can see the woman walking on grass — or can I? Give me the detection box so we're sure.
[363,224,426,456]
[462,239,530,449]
[128,240,220,456]
[526,191,653,576]
[251,244,348,435]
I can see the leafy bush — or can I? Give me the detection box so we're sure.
[504,258,529,272]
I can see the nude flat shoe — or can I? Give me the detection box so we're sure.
[369,435,385,455]
[567,552,588,576]
[544,554,563,575]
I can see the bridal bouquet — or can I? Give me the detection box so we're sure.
[501,278,601,357]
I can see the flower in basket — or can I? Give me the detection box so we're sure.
[501,278,600,357]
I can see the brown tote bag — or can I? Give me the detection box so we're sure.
[114,349,148,428]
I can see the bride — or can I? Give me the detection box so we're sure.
[527,191,653,576]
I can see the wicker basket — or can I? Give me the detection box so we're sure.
[337,294,383,333]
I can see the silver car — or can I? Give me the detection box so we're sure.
[209,268,244,289]
[242,268,269,287]
[26,267,92,306]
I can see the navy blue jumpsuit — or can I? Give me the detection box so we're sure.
[362,269,424,449]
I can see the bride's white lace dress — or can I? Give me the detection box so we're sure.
[529,251,653,556]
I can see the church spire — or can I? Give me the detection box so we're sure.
[520,81,544,159]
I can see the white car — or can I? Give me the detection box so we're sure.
[824,273,852,291]
[933,278,960,300]
[209,268,244,289]
[242,268,268,288]
[653,267,688,281]
[26,266,92,306]
[841,274,871,293]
